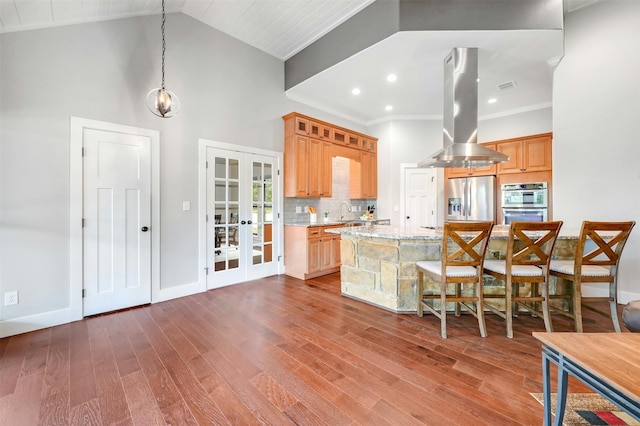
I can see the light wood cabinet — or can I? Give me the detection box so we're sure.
[445,143,498,178]
[333,128,347,145]
[321,141,332,198]
[347,133,361,150]
[294,116,310,136]
[284,225,341,280]
[309,120,334,142]
[284,134,317,197]
[361,151,377,199]
[361,137,377,153]
[349,151,377,199]
[496,133,552,174]
[284,133,332,197]
[283,112,377,199]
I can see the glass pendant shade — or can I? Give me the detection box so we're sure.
[146,88,180,118]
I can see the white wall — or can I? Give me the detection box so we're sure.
[371,108,552,226]
[368,119,441,225]
[553,0,640,302]
[479,107,552,142]
[0,13,362,332]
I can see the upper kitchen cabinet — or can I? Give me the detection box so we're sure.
[284,134,331,197]
[349,151,377,199]
[445,143,498,178]
[347,134,361,150]
[333,128,348,145]
[361,151,377,198]
[283,112,377,199]
[293,116,334,142]
[496,133,552,174]
[361,137,377,153]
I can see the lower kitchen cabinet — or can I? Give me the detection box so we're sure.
[284,225,341,280]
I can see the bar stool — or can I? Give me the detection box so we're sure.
[416,221,493,338]
[483,221,563,338]
[549,221,635,332]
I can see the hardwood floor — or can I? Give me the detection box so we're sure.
[0,273,625,425]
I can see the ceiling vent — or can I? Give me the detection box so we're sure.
[497,80,517,91]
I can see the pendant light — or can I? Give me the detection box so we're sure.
[146,0,181,118]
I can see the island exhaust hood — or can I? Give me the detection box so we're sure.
[418,48,509,168]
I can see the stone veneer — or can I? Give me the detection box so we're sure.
[334,226,579,313]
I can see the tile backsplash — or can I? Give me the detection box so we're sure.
[284,157,375,223]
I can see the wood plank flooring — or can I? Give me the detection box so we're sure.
[0,273,625,425]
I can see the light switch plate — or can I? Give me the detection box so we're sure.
[183,201,190,211]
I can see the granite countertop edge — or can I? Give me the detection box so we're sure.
[324,225,581,240]
[284,219,390,228]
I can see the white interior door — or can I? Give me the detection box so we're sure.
[205,147,279,288]
[404,168,437,228]
[83,129,151,316]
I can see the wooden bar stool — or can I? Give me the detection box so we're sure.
[483,221,563,338]
[416,221,493,338]
[549,220,635,332]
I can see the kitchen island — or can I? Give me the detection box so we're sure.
[326,225,578,312]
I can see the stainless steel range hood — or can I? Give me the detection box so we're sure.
[419,48,509,168]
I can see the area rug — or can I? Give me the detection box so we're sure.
[531,393,640,425]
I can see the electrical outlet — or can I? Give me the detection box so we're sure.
[296,206,302,214]
[4,290,18,306]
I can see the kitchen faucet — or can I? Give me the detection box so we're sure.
[339,202,352,220]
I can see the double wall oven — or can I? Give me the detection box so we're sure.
[501,182,548,224]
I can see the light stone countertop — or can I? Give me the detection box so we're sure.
[326,224,581,240]
[284,219,390,228]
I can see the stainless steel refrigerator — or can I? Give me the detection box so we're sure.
[446,176,496,222]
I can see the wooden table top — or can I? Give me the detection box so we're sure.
[533,332,640,401]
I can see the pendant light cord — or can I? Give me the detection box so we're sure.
[161,0,166,91]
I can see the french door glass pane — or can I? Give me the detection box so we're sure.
[250,160,273,266]
[213,156,240,271]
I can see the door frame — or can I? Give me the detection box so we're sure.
[198,139,284,291]
[70,117,160,320]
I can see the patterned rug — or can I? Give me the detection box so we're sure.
[531,393,640,425]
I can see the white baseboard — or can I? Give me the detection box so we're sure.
[0,281,203,338]
[155,281,202,303]
[582,285,640,305]
[3,280,633,339]
[0,307,76,338]
[619,290,640,305]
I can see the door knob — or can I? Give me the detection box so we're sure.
[141,226,149,232]
[406,216,410,220]
[247,220,252,224]
[241,220,247,225]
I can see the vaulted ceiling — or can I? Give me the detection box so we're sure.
[0,0,602,124]
[0,0,374,60]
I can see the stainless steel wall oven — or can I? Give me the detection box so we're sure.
[501,182,548,224]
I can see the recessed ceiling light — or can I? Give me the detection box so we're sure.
[488,98,497,104]
[385,105,393,111]
[351,88,361,95]
[386,74,397,82]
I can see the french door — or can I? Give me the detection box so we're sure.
[205,146,279,288]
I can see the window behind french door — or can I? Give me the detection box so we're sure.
[205,147,279,288]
